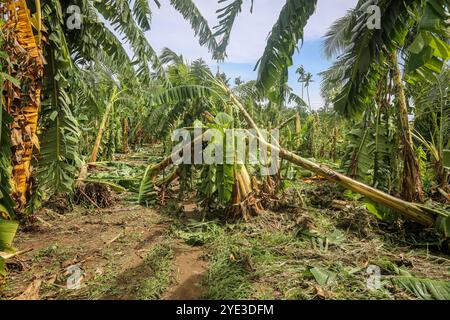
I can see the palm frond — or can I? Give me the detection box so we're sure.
[213,0,244,60]
[322,8,357,59]
[333,0,419,117]
[169,0,219,57]
[255,0,317,92]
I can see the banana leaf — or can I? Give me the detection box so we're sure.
[444,149,450,169]
[392,276,450,300]
[0,219,18,253]
[0,219,18,277]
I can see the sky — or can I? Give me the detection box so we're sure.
[145,0,358,109]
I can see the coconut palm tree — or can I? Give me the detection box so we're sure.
[296,66,306,99]
[320,0,449,202]
[304,72,314,108]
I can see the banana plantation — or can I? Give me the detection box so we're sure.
[0,0,449,301]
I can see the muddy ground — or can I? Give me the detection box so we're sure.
[1,177,449,300]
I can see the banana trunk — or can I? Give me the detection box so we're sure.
[229,92,436,227]
[2,0,43,209]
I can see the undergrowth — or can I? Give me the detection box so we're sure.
[169,180,450,300]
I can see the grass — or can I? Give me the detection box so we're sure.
[136,242,174,299]
[74,242,175,300]
[3,176,448,301]
[33,243,61,262]
[168,179,450,300]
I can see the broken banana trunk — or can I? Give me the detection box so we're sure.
[230,165,263,221]
[229,93,436,227]
[2,0,44,210]
[139,132,264,219]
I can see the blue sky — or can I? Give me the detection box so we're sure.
[212,39,332,109]
[144,0,358,109]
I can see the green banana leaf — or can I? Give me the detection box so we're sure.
[444,149,450,169]
[0,219,18,277]
[0,219,18,253]
[392,276,450,300]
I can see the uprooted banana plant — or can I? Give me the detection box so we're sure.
[142,75,449,230]
[139,112,263,220]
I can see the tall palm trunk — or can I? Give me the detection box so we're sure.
[306,85,311,108]
[390,53,424,202]
[2,0,44,209]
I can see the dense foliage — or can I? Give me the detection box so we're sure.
[0,0,448,280]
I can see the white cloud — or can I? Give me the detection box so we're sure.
[146,0,359,109]
[147,0,357,64]
[304,0,358,40]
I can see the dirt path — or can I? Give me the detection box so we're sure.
[162,245,207,300]
[0,203,208,300]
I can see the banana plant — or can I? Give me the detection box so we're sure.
[322,0,449,202]
[1,1,44,210]
[412,67,449,190]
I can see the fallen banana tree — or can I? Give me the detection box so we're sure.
[138,120,263,219]
[228,93,439,227]
[145,82,445,227]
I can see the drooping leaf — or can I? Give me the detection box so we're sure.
[331,0,424,117]
[364,200,383,220]
[255,0,317,92]
[216,164,234,203]
[392,276,450,300]
[0,219,19,253]
[214,112,234,128]
[212,0,244,60]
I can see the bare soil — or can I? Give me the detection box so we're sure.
[0,203,207,300]
[162,246,207,300]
